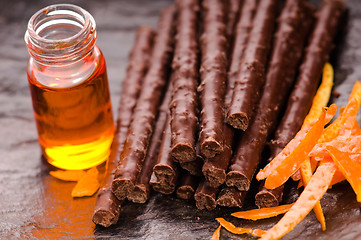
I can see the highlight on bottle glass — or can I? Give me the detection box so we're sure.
[24,4,115,170]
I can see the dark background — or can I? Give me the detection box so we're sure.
[0,0,361,239]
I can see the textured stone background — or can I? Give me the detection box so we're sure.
[0,0,361,239]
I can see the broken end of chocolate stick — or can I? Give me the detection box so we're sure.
[194,192,217,211]
[92,188,122,227]
[153,164,178,185]
[202,165,226,189]
[127,184,149,204]
[111,177,135,201]
[226,112,249,131]
[216,187,246,208]
[177,186,195,200]
[200,139,223,159]
[194,179,218,211]
[150,173,176,195]
[176,172,199,200]
[179,142,204,176]
[170,143,196,163]
[226,171,250,191]
[255,184,284,208]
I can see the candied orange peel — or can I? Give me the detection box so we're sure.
[49,170,86,181]
[49,167,101,198]
[231,203,294,220]
[212,65,361,240]
[71,167,100,198]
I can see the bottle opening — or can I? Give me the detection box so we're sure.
[36,10,84,40]
[25,4,96,64]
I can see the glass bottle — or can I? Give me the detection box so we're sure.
[24,4,115,170]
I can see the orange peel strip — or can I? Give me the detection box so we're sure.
[259,161,336,240]
[320,81,361,143]
[311,135,361,158]
[297,62,332,231]
[263,109,330,189]
[49,170,86,182]
[231,203,294,220]
[302,62,334,128]
[215,218,252,235]
[300,159,326,231]
[257,105,336,182]
[210,225,221,240]
[327,146,361,202]
[71,167,100,198]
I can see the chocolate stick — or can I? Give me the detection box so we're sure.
[198,0,228,158]
[226,0,280,131]
[150,172,177,195]
[112,6,175,201]
[92,26,154,227]
[176,171,200,200]
[255,182,284,208]
[127,75,174,204]
[226,0,314,191]
[194,178,218,210]
[153,114,180,186]
[228,0,258,81]
[151,77,179,195]
[255,0,345,207]
[217,186,247,208]
[170,0,200,163]
[179,142,203,176]
[225,0,243,55]
[201,0,259,188]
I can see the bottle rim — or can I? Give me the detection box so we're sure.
[25,4,96,65]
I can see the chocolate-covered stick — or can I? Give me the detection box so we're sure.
[228,0,258,94]
[201,0,258,188]
[116,27,156,153]
[225,0,242,47]
[92,26,154,227]
[202,132,232,188]
[198,0,228,158]
[255,181,284,208]
[194,178,218,210]
[127,75,174,204]
[226,0,314,192]
[255,0,345,207]
[112,6,175,201]
[179,142,203,176]
[150,172,177,195]
[176,172,200,200]
[153,114,180,186]
[217,186,247,208]
[170,0,200,163]
[227,0,279,131]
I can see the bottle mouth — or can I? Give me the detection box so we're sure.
[25,4,96,65]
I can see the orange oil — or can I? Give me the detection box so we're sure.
[27,54,115,170]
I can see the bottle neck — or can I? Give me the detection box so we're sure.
[25,4,97,66]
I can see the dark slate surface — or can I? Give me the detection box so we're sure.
[0,0,361,239]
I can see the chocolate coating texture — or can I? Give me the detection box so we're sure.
[127,73,174,204]
[198,0,228,158]
[92,26,155,227]
[227,0,279,131]
[170,0,200,163]
[112,6,175,201]
[227,0,314,191]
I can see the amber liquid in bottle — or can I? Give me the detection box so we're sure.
[25,4,115,170]
[27,48,114,170]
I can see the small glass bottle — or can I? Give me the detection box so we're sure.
[25,4,115,170]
